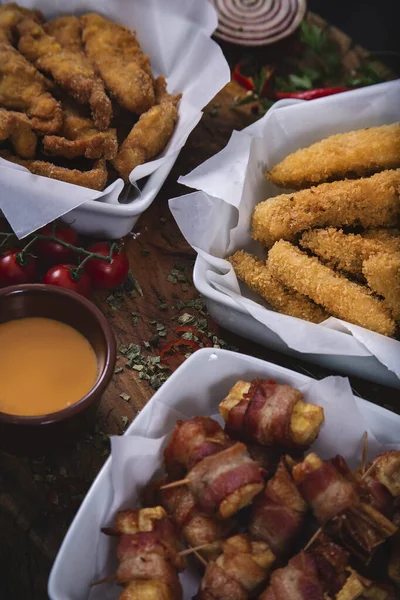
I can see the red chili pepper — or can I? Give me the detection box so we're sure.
[232,63,254,91]
[274,87,348,101]
[159,338,199,361]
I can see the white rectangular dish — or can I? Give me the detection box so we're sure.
[0,0,230,239]
[170,80,400,389]
[48,347,400,600]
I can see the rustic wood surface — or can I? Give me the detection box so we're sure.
[0,13,399,600]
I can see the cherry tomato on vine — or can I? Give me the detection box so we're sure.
[84,242,129,289]
[35,224,79,265]
[43,264,92,298]
[0,250,37,287]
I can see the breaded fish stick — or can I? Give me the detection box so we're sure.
[228,250,327,323]
[252,170,400,247]
[0,151,107,190]
[363,252,400,322]
[112,100,179,182]
[361,228,400,245]
[300,228,395,279]
[268,240,396,337]
[267,123,400,189]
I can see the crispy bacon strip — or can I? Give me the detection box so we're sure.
[221,379,324,449]
[196,534,275,600]
[159,484,236,560]
[249,457,307,556]
[293,454,397,562]
[164,416,231,479]
[187,442,264,519]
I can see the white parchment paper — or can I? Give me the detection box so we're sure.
[169,80,400,382]
[89,374,400,600]
[0,0,230,237]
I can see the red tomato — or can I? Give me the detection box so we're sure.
[84,242,129,289]
[0,250,37,287]
[43,264,92,298]
[35,224,79,265]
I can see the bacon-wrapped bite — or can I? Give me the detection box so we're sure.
[292,454,397,562]
[164,416,231,479]
[249,456,307,556]
[185,442,265,519]
[196,534,275,600]
[159,484,236,560]
[259,551,324,600]
[220,379,324,450]
[103,507,184,600]
[366,451,400,499]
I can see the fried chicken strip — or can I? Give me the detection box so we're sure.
[0,151,107,190]
[268,240,396,336]
[112,100,179,182]
[252,170,400,247]
[300,228,400,279]
[363,252,400,322]
[17,17,111,130]
[0,108,37,158]
[0,41,62,134]
[81,13,155,115]
[44,15,83,54]
[228,250,327,323]
[0,2,43,42]
[267,123,400,188]
[43,103,117,159]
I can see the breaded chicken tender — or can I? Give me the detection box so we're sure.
[267,123,400,188]
[43,102,117,160]
[300,228,394,279]
[0,109,37,158]
[0,41,62,134]
[363,252,400,322]
[268,240,396,337]
[113,100,179,182]
[228,250,327,323]
[81,13,155,115]
[17,17,111,130]
[252,170,400,247]
[0,150,107,190]
[45,15,83,54]
[0,2,43,42]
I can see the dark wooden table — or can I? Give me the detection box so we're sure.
[1,13,399,600]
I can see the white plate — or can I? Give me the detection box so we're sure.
[48,348,400,600]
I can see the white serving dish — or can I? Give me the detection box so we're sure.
[48,347,400,600]
[193,256,400,389]
[170,81,400,389]
[0,0,230,239]
[61,156,177,238]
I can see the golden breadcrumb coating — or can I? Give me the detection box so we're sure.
[0,151,107,190]
[0,108,37,158]
[0,41,62,134]
[17,17,111,130]
[267,123,400,189]
[300,228,396,279]
[268,241,396,337]
[45,15,83,54]
[252,170,400,247]
[81,13,155,115]
[363,252,400,322]
[361,228,400,246]
[113,100,179,182]
[228,250,327,323]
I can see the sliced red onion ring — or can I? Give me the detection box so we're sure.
[210,0,307,46]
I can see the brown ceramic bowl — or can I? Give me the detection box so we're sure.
[0,284,116,454]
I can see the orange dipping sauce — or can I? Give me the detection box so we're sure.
[0,317,98,416]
